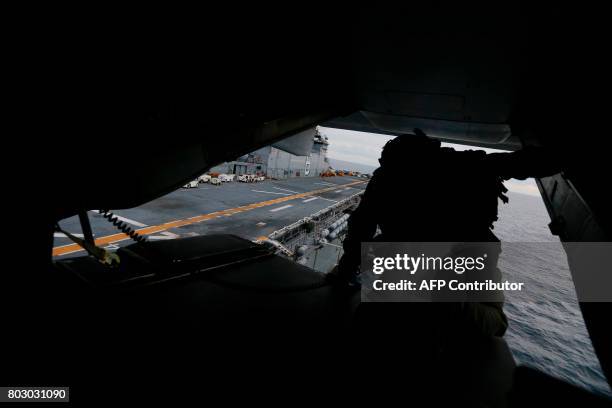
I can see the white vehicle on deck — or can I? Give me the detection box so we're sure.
[183,180,199,188]
[219,174,235,182]
[257,176,265,182]
[210,177,222,186]
[238,175,249,182]
[198,174,211,183]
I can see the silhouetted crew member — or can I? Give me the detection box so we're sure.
[335,129,560,337]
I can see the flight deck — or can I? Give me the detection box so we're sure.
[53,176,367,258]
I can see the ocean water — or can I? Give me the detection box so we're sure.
[494,192,611,397]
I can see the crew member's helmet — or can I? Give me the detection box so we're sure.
[379,128,441,167]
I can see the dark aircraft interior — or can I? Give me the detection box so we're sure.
[7,3,612,406]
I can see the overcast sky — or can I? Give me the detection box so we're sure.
[318,126,540,197]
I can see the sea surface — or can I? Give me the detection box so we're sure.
[494,192,611,397]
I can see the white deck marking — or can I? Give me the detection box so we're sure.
[256,222,267,227]
[344,187,351,190]
[335,189,344,193]
[251,190,292,195]
[149,231,179,240]
[270,204,293,212]
[302,197,318,203]
[313,196,338,203]
[90,210,148,227]
[272,186,300,194]
[54,233,85,238]
[315,182,335,186]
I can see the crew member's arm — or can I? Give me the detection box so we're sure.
[484,146,563,180]
[335,172,380,282]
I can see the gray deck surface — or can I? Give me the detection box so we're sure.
[54,176,367,258]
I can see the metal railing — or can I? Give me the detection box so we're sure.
[262,191,364,272]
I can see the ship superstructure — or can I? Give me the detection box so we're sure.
[209,128,330,179]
